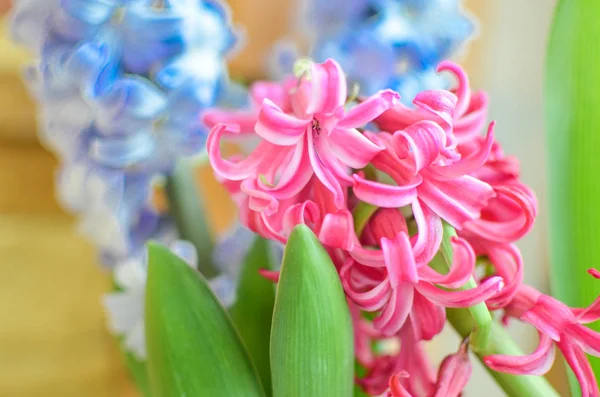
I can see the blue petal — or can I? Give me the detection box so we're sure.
[90,131,156,167]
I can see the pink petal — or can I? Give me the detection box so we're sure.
[259,269,280,282]
[258,138,314,199]
[381,232,418,287]
[350,246,386,268]
[557,340,600,397]
[418,176,494,228]
[388,372,415,397]
[328,127,384,169]
[306,59,347,115]
[353,173,420,208]
[411,199,443,266]
[410,292,445,341]
[428,122,495,180]
[433,339,472,397]
[314,132,354,184]
[418,237,475,289]
[415,276,504,308]
[307,130,346,208]
[413,90,457,129]
[339,89,400,129]
[240,178,279,215]
[484,243,524,309]
[283,200,321,235]
[437,61,470,119]
[255,99,309,145]
[340,260,391,311]
[207,123,267,180]
[369,208,409,240]
[250,80,293,110]
[484,332,555,376]
[393,120,447,173]
[461,184,536,244]
[454,91,489,144]
[202,109,257,132]
[319,210,359,251]
[374,283,414,336]
[567,324,600,357]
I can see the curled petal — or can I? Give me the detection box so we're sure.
[428,122,495,180]
[350,246,386,268]
[557,340,600,397]
[250,80,293,110]
[393,121,447,173]
[319,210,359,250]
[437,61,470,119]
[307,58,347,115]
[328,127,384,169]
[314,133,354,184]
[484,243,524,309]
[381,232,418,288]
[240,178,278,214]
[283,200,321,235]
[353,173,420,208]
[416,276,504,308]
[454,91,489,144]
[419,237,475,289]
[340,260,391,312]
[411,199,443,266]
[255,98,309,145]
[374,284,414,336]
[207,123,266,180]
[484,332,555,376]
[339,89,400,129]
[462,184,536,243]
[418,176,495,228]
[413,90,457,129]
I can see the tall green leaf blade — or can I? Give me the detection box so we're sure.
[270,225,354,397]
[545,0,600,392]
[230,236,276,397]
[165,158,218,278]
[145,243,265,397]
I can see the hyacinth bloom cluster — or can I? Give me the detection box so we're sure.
[206,58,600,396]
[10,0,239,263]
[272,0,474,103]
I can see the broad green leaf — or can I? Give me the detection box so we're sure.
[123,349,151,397]
[545,0,600,393]
[165,158,218,277]
[145,243,265,397]
[270,225,354,397]
[230,236,276,397]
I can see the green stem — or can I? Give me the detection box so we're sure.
[431,223,492,352]
[165,158,218,278]
[447,308,560,397]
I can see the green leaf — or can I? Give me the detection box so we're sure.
[270,225,354,397]
[145,243,265,397]
[165,158,218,278]
[545,0,600,393]
[230,236,276,397]
[123,349,152,397]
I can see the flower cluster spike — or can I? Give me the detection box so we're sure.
[271,0,475,103]
[10,0,241,359]
[205,58,600,395]
[11,0,240,263]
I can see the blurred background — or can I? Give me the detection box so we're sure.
[0,0,564,396]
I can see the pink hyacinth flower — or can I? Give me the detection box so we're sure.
[484,277,600,397]
[207,59,400,210]
[383,337,472,397]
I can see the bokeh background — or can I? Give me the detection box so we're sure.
[0,0,566,396]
